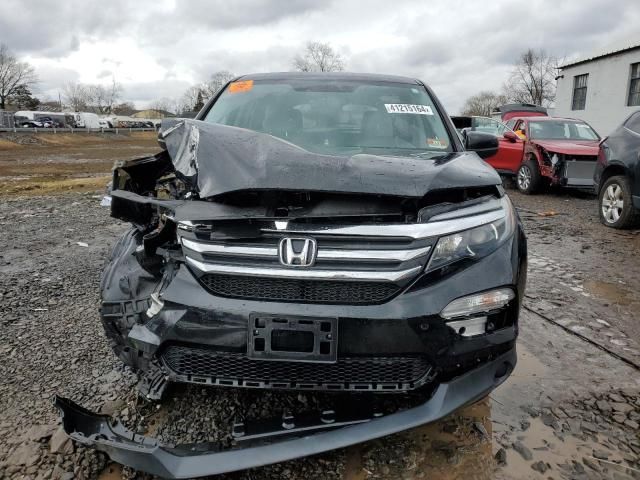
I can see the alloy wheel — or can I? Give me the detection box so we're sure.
[601,183,624,224]
[517,166,531,191]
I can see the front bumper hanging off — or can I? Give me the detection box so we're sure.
[55,349,515,479]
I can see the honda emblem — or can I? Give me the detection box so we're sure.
[278,237,317,267]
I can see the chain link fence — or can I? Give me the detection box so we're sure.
[0,110,15,128]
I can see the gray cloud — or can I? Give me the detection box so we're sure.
[157,0,326,30]
[96,70,112,79]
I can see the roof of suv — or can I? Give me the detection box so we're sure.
[236,72,422,85]
[513,116,584,122]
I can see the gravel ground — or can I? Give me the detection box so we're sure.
[0,187,639,480]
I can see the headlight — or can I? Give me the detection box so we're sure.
[426,199,515,271]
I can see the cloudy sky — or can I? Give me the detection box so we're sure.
[1,0,639,113]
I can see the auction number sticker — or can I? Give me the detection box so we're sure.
[384,104,433,115]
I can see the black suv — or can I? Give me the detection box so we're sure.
[595,111,640,228]
[56,73,526,478]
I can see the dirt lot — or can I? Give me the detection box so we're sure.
[0,135,639,480]
[0,131,158,196]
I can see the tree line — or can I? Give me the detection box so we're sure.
[1,40,558,118]
[0,41,346,115]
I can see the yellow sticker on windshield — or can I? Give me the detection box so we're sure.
[229,80,253,93]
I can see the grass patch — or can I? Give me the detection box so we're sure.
[0,175,110,196]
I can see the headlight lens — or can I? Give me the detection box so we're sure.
[441,288,515,319]
[426,199,515,271]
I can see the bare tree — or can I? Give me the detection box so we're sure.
[101,77,123,114]
[147,98,174,116]
[63,78,123,113]
[293,41,345,72]
[503,49,559,106]
[181,85,206,112]
[461,91,509,116]
[86,78,123,114]
[112,102,136,115]
[0,44,38,110]
[169,97,189,116]
[63,82,90,111]
[204,70,235,98]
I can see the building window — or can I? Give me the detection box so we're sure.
[572,74,588,110]
[628,63,640,107]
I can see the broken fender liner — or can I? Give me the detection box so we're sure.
[160,119,501,199]
[54,349,515,479]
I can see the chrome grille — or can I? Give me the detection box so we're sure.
[178,209,505,305]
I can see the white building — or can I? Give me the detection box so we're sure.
[554,43,640,136]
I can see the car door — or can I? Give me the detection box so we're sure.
[475,117,524,174]
[622,112,640,197]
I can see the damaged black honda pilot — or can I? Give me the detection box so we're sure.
[56,72,526,478]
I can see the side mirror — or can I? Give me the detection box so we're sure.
[464,131,499,159]
[503,130,519,143]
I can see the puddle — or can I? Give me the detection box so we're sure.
[496,415,632,479]
[342,343,638,479]
[583,280,633,306]
[343,398,495,479]
[506,344,548,386]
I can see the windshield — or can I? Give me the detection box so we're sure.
[529,120,599,141]
[203,78,453,156]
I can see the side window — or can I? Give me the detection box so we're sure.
[628,63,640,107]
[513,120,527,139]
[495,122,509,136]
[475,117,508,137]
[625,111,640,134]
[572,74,588,110]
[505,119,517,130]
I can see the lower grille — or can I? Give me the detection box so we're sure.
[199,273,399,304]
[162,345,433,392]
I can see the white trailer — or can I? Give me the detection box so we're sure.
[71,112,101,128]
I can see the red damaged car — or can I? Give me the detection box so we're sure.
[450,115,525,177]
[504,116,601,194]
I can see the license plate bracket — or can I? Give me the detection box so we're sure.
[248,316,338,363]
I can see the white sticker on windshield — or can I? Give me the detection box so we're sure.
[384,104,433,115]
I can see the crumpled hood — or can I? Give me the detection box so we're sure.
[531,139,599,155]
[160,118,501,199]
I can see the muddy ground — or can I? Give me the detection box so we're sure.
[0,135,639,480]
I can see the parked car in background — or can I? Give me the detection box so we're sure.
[492,103,547,122]
[37,116,62,128]
[594,111,640,228]
[14,110,70,127]
[451,115,525,176]
[17,119,44,128]
[504,117,600,194]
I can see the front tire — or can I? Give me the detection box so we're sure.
[599,176,638,228]
[516,159,542,194]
